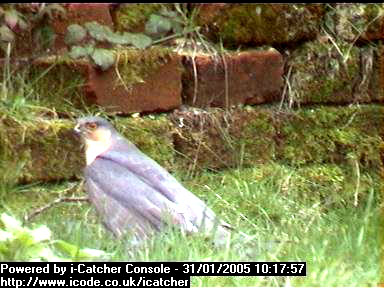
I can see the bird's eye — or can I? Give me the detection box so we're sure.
[85,122,98,130]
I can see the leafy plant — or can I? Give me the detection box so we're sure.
[0,7,28,46]
[89,48,116,71]
[0,213,112,261]
[144,4,209,49]
[64,4,206,71]
[145,6,183,39]
[32,4,66,21]
[0,4,66,53]
[64,23,86,45]
[65,21,153,70]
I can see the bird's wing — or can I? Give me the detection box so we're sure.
[101,138,222,231]
[85,174,154,239]
[85,157,200,239]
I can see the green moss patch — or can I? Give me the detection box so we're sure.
[114,46,179,90]
[113,4,164,33]
[171,105,383,172]
[0,116,84,184]
[277,105,384,168]
[171,108,278,172]
[287,40,382,105]
[324,4,384,42]
[0,113,176,185]
[28,58,88,113]
[197,4,324,48]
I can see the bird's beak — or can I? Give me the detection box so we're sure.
[74,123,82,135]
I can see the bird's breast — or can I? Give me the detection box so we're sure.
[85,138,112,165]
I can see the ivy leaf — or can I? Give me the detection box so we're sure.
[65,24,87,45]
[130,33,152,49]
[159,7,179,18]
[105,32,132,45]
[85,21,113,42]
[0,25,15,42]
[0,214,109,261]
[68,45,93,59]
[90,48,115,71]
[38,4,66,20]
[145,14,172,37]
[84,21,153,49]
[4,10,19,30]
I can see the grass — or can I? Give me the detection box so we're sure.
[0,108,381,284]
[0,10,381,286]
[1,162,381,286]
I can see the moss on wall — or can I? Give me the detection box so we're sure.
[0,114,175,185]
[277,105,384,168]
[1,104,382,185]
[197,4,324,48]
[171,105,383,172]
[114,46,179,90]
[287,40,366,105]
[325,4,384,42]
[0,116,84,184]
[171,108,278,172]
[112,4,163,32]
[28,59,88,113]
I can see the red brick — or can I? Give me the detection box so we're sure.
[84,51,183,114]
[195,4,324,48]
[170,108,277,170]
[28,48,183,114]
[1,4,113,58]
[182,49,283,108]
[193,3,228,24]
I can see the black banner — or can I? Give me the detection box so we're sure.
[0,262,306,288]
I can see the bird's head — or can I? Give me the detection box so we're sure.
[74,116,116,141]
[74,116,116,165]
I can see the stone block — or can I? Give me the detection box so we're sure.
[0,117,84,184]
[0,114,175,184]
[170,107,277,171]
[170,105,384,171]
[325,4,384,43]
[196,4,325,48]
[182,49,283,108]
[286,39,384,106]
[28,47,183,115]
[84,48,183,114]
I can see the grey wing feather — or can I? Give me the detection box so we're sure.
[85,157,200,239]
[102,137,226,231]
[85,170,156,239]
